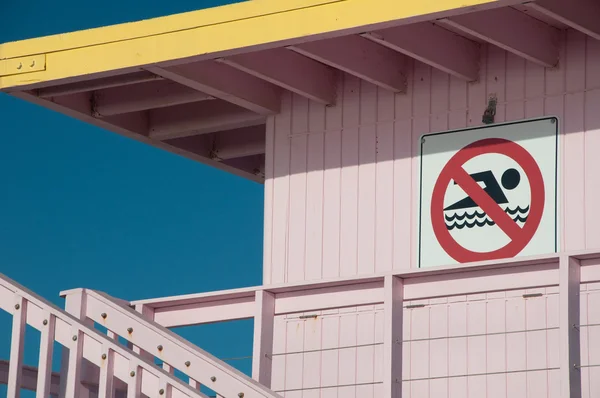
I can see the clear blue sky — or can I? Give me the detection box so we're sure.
[0,0,262,392]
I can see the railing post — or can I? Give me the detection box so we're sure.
[36,312,56,398]
[559,255,582,398]
[60,290,91,398]
[383,275,403,398]
[133,304,155,362]
[7,295,27,398]
[252,290,275,387]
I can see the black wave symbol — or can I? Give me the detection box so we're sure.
[444,205,530,222]
[446,214,529,230]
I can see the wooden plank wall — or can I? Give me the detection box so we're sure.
[263,30,600,286]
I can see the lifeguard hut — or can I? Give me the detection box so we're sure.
[1,0,599,396]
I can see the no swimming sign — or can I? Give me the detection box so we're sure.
[418,117,558,268]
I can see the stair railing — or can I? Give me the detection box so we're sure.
[0,273,208,398]
[60,288,281,398]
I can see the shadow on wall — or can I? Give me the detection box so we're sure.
[270,38,600,178]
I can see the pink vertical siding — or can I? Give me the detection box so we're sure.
[264,34,600,285]
[271,305,385,397]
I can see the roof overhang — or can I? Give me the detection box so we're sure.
[1,0,599,181]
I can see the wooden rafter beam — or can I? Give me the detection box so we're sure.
[289,35,408,93]
[147,61,281,115]
[362,22,480,81]
[211,125,265,161]
[93,80,213,117]
[149,100,266,141]
[222,154,265,177]
[525,0,600,40]
[218,48,337,105]
[36,71,163,98]
[438,6,560,67]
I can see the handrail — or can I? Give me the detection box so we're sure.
[65,288,281,398]
[0,272,208,398]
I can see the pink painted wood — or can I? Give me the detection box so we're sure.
[264,34,600,284]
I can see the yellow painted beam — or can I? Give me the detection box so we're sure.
[0,0,511,90]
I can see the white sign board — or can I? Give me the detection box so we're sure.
[418,117,558,268]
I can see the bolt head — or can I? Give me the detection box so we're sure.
[43,319,48,326]
[238,393,245,398]
[210,376,216,382]
[130,371,135,377]
[102,353,107,360]
[185,361,191,367]
[14,304,20,310]
[157,345,163,351]
[159,389,165,395]
[101,313,107,319]
[72,335,78,341]
[127,327,133,333]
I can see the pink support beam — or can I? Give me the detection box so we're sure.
[383,276,403,398]
[7,296,26,398]
[526,0,600,40]
[98,346,115,398]
[439,7,560,67]
[36,312,55,398]
[127,363,142,398]
[252,291,275,387]
[36,71,163,98]
[148,61,281,115]
[64,328,84,398]
[218,48,338,105]
[133,304,155,363]
[289,35,408,93]
[559,255,581,398]
[211,125,266,161]
[362,22,480,81]
[149,101,266,141]
[60,291,89,398]
[92,80,213,117]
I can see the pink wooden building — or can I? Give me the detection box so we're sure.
[1,0,599,396]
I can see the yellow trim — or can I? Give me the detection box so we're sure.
[0,0,506,90]
[0,55,46,77]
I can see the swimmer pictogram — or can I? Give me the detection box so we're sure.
[443,168,529,230]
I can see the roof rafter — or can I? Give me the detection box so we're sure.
[148,61,281,115]
[362,22,480,81]
[438,6,560,67]
[218,48,338,105]
[289,35,408,93]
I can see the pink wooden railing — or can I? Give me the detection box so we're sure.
[59,288,281,398]
[0,272,209,398]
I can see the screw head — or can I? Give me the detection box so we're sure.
[185,361,191,367]
[14,304,20,310]
[43,319,48,326]
[238,393,245,397]
[101,313,107,319]
[130,371,135,377]
[101,353,107,360]
[127,327,133,333]
[159,389,165,395]
[72,335,78,341]
[157,345,163,351]
[210,376,216,382]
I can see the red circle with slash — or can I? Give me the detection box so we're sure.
[431,138,545,263]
